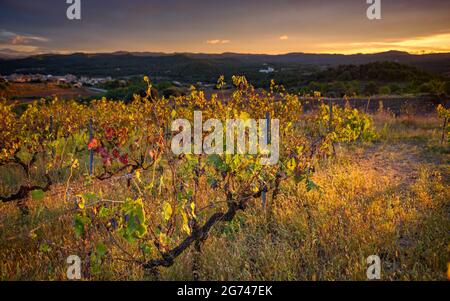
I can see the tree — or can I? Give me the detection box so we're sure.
[363,82,377,96]
[378,86,391,95]
[428,79,446,96]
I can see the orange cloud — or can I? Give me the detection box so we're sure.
[206,39,230,44]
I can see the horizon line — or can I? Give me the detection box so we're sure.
[2,49,450,59]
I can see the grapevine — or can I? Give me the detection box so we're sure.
[0,76,377,275]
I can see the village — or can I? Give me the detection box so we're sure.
[0,73,115,88]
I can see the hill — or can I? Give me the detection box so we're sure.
[1,51,449,80]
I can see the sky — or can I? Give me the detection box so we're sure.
[0,0,449,56]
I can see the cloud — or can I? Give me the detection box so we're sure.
[11,35,48,45]
[0,29,49,55]
[0,29,49,45]
[279,35,289,40]
[206,39,231,44]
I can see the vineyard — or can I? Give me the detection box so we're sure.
[0,76,449,280]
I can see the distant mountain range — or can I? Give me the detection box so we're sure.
[0,49,36,60]
[1,50,449,79]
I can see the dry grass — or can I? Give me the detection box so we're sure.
[0,113,449,281]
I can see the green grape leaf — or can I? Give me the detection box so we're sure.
[82,192,97,202]
[140,242,154,255]
[39,243,52,253]
[96,242,107,257]
[98,206,111,218]
[120,198,147,243]
[74,214,89,238]
[306,178,321,192]
[208,154,229,172]
[31,189,45,201]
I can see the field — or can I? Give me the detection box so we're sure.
[0,78,449,281]
[0,82,101,103]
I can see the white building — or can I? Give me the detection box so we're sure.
[259,67,275,74]
[64,74,78,83]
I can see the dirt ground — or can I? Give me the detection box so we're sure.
[0,82,101,102]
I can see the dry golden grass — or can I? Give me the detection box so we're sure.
[0,113,449,280]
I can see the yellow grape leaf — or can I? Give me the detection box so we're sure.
[287,158,297,171]
[284,122,293,132]
[76,195,86,210]
[239,111,250,120]
[162,201,172,222]
[182,211,191,235]
[135,170,141,183]
[71,159,79,169]
[190,202,196,218]
[159,232,168,246]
